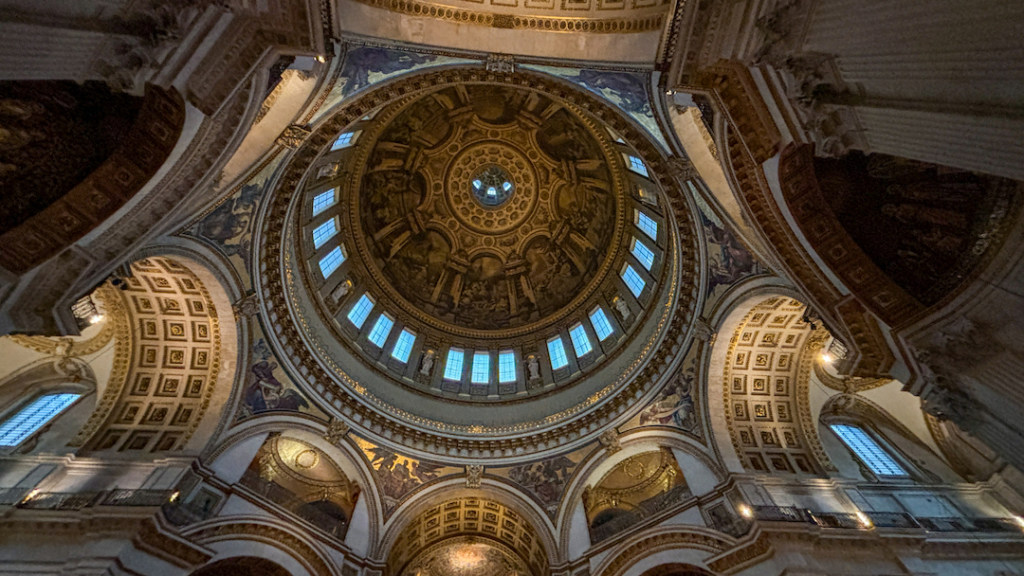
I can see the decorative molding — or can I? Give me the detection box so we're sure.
[186,520,335,576]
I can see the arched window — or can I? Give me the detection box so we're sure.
[829,423,908,478]
[0,392,82,448]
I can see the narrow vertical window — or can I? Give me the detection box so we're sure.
[547,337,569,370]
[444,348,465,381]
[312,218,338,249]
[498,350,516,383]
[347,294,374,329]
[471,352,490,384]
[830,424,908,477]
[331,132,356,151]
[391,330,416,363]
[630,237,655,270]
[367,314,394,347]
[589,307,614,341]
[569,323,592,357]
[0,393,81,447]
[621,264,646,298]
[626,154,649,177]
[319,245,346,278]
[635,210,658,241]
[312,189,337,215]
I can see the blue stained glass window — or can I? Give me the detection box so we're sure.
[627,155,649,177]
[621,264,646,298]
[331,132,355,151]
[312,189,337,215]
[367,314,394,348]
[319,245,346,278]
[635,210,658,241]
[589,307,614,341]
[471,352,490,384]
[631,237,655,270]
[0,393,81,447]
[569,323,592,357]
[444,348,465,381]
[347,294,374,328]
[498,351,516,383]
[830,424,908,477]
[548,337,569,370]
[391,330,416,363]
[312,219,338,249]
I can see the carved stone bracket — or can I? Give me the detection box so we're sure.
[465,464,483,488]
[485,54,515,74]
[276,124,313,149]
[599,429,622,454]
[232,293,261,318]
[324,418,350,444]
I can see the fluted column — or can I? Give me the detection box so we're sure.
[802,0,1024,179]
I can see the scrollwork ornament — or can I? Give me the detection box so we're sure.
[465,464,483,488]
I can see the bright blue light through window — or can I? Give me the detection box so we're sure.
[444,348,465,381]
[830,424,907,477]
[367,314,394,348]
[312,219,338,249]
[635,210,658,241]
[631,237,655,270]
[569,324,592,357]
[621,264,646,298]
[312,189,337,216]
[548,337,569,370]
[0,393,80,447]
[331,132,355,151]
[498,351,516,383]
[589,307,614,341]
[471,352,490,384]
[627,155,649,177]
[347,294,374,329]
[319,245,346,278]
[391,330,416,363]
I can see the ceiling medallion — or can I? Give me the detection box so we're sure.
[471,165,515,208]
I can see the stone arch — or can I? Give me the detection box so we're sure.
[206,418,384,556]
[190,556,292,576]
[637,565,717,576]
[184,516,339,576]
[705,286,833,476]
[592,525,737,576]
[70,253,239,455]
[556,430,725,560]
[378,478,559,570]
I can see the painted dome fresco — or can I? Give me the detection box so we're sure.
[355,84,621,332]
[261,69,699,461]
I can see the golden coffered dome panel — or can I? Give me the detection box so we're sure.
[351,84,622,333]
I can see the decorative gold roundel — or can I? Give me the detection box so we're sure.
[352,84,624,332]
[446,142,537,234]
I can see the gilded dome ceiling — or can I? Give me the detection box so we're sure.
[262,68,700,462]
[353,84,622,332]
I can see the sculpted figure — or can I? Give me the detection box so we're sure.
[527,355,541,380]
[420,349,435,376]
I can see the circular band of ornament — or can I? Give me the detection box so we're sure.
[258,67,702,460]
[446,142,536,233]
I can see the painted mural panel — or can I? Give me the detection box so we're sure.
[694,192,767,310]
[235,323,325,421]
[622,343,702,439]
[312,46,473,123]
[351,435,461,513]
[522,65,668,151]
[191,153,286,290]
[489,443,596,518]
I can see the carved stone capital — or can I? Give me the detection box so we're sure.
[232,293,261,318]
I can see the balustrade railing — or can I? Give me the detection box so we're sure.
[0,488,174,510]
[589,484,693,543]
[748,504,1022,535]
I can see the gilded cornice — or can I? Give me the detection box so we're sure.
[349,0,667,34]
[794,329,836,473]
[257,67,702,459]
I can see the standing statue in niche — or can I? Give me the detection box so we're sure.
[420,349,435,377]
[613,296,631,322]
[331,279,353,304]
[527,355,541,381]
